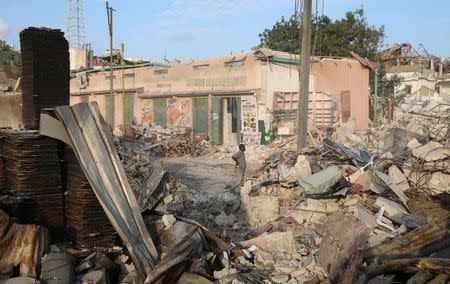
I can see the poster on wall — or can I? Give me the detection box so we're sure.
[241,96,259,145]
[167,98,192,128]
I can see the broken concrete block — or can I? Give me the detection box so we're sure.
[162,214,176,229]
[214,212,236,226]
[275,263,296,274]
[286,155,312,180]
[240,231,298,254]
[291,200,327,224]
[375,171,409,208]
[406,138,421,151]
[343,198,358,207]
[271,274,290,284]
[291,269,306,278]
[163,194,174,204]
[406,171,450,195]
[242,195,279,227]
[287,279,298,284]
[388,165,410,192]
[213,268,237,280]
[254,250,275,269]
[412,141,450,162]
[355,206,378,227]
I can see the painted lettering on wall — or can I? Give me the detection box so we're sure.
[186,76,247,87]
[167,98,192,127]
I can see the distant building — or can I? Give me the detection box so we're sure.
[70,47,371,145]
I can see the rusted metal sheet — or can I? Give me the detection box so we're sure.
[0,209,49,278]
[48,102,157,279]
[64,147,116,249]
[1,130,64,231]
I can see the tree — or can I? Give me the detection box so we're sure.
[0,40,21,79]
[259,8,384,61]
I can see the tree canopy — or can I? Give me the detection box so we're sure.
[259,8,385,61]
[0,40,21,79]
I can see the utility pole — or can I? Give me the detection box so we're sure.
[106,2,115,98]
[121,43,126,129]
[297,0,312,149]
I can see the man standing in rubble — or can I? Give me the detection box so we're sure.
[232,144,246,183]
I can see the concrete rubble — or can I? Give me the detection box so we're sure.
[0,26,449,284]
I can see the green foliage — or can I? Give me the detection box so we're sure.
[0,40,21,78]
[259,8,384,61]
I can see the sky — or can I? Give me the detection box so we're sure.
[1,0,449,62]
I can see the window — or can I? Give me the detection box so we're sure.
[124,73,135,78]
[153,69,168,75]
[224,60,244,68]
[193,64,210,71]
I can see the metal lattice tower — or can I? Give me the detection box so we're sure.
[65,0,86,48]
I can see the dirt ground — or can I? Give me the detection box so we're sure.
[150,155,260,194]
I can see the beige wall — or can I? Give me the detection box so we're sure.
[310,58,370,129]
[70,51,370,132]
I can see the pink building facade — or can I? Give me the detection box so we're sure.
[70,48,370,145]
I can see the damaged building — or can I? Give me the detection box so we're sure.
[70,48,371,145]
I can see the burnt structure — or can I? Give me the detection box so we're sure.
[20,27,70,129]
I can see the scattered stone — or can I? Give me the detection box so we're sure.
[287,279,298,284]
[286,155,312,180]
[215,212,236,226]
[343,198,358,207]
[291,269,306,278]
[240,231,298,254]
[237,256,253,267]
[406,138,421,151]
[163,194,174,204]
[412,141,450,162]
[271,274,290,284]
[162,214,176,229]
[255,250,275,269]
[165,202,184,216]
[275,264,296,274]
[219,192,240,211]
[292,253,302,260]
[242,195,280,227]
[231,279,244,284]
[213,268,237,280]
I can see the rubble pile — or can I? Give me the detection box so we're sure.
[1,130,64,232]
[64,147,116,249]
[129,123,213,157]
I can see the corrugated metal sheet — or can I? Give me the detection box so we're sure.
[51,102,157,279]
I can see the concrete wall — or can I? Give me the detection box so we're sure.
[310,58,370,129]
[0,93,24,129]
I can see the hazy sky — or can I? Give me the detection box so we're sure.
[1,0,449,61]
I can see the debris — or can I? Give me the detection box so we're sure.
[374,197,425,229]
[388,165,410,192]
[412,141,450,162]
[162,214,177,229]
[297,166,343,196]
[213,267,237,280]
[271,274,290,283]
[374,171,409,208]
[40,252,75,284]
[214,212,236,227]
[0,210,49,278]
[240,231,298,254]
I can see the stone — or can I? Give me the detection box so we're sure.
[240,231,298,254]
[219,192,240,211]
[215,212,236,226]
[165,202,184,216]
[287,279,298,284]
[343,198,358,207]
[406,138,421,151]
[254,250,275,269]
[290,200,327,224]
[237,256,253,266]
[271,274,290,284]
[162,214,176,229]
[231,280,244,284]
[163,194,174,204]
[241,194,279,227]
[388,165,410,192]
[286,155,312,180]
[275,264,296,274]
[213,268,237,280]
[291,269,306,278]
[412,141,450,162]
[292,253,302,260]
